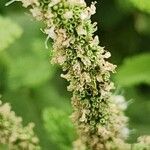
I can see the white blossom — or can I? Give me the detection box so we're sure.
[44,27,57,48]
[80,10,89,20]
[89,2,96,15]
[30,7,43,20]
[92,36,99,45]
[48,0,60,7]
[76,25,87,35]
[120,127,130,139]
[56,55,66,65]
[113,95,128,110]
[79,109,88,122]
[44,10,54,19]
[22,0,39,7]
[104,61,116,72]
[103,52,111,58]
[63,11,73,19]
[82,72,91,83]
[68,0,86,6]
[45,27,57,40]
[81,56,91,67]
[80,3,96,20]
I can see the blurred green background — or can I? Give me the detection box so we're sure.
[0,0,150,149]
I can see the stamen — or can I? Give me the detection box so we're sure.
[45,35,50,49]
[5,0,18,6]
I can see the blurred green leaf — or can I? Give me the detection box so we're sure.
[0,51,9,93]
[96,0,124,29]
[135,14,150,35]
[117,0,150,14]
[123,87,150,142]
[129,0,150,14]
[0,14,58,149]
[43,107,76,150]
[0,16,22,51]
[116,0,134,13]
[8,39,55,89]
[115,53,150,87]
[0,144,8,150]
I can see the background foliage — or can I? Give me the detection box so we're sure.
[0,0,150,149]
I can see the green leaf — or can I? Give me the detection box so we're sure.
[0,144,9,150]
[129,0,150,14]
[135,14,150,35]
[116,0,134,13]
[43,107,76,150]
[116,0,150,14]
[8,39,55,89]
[115,53,150,87]
[0,16,22,51]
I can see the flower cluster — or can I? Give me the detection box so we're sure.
[0,100,40,150]
[6,0,150,149]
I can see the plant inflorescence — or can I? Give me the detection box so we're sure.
[5,0,150,149]
[0,100,40,150]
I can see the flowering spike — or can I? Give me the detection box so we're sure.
[6,0,150,149]
[0,100,40,149]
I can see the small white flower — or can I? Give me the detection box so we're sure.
[80,10,89,20]
[104,52,111,59]
[120,127,130,139]
[92,36,99,45]
[104,61,116,72]
[63,11,73,19]
[79,109,88,122]
[96,75,103,82]
[62,38,71,47]
[48,0,60,7]
[81,56,91,67]
[22,0,39,7]
[97,125,110,140]
[89,2,96,15]
[77,0,86,6]
[82,72,91,83]
[30,7,43,20]
[114,95,128,110]
[56,55,66,65]
[44,27,56,48]
[45,27,56,40]
[138,136,150,144]
[76,25,87,35]
[73,61,81,75]
[68,0,86,6]
[0,103,11,116]
[44,10,54,19]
